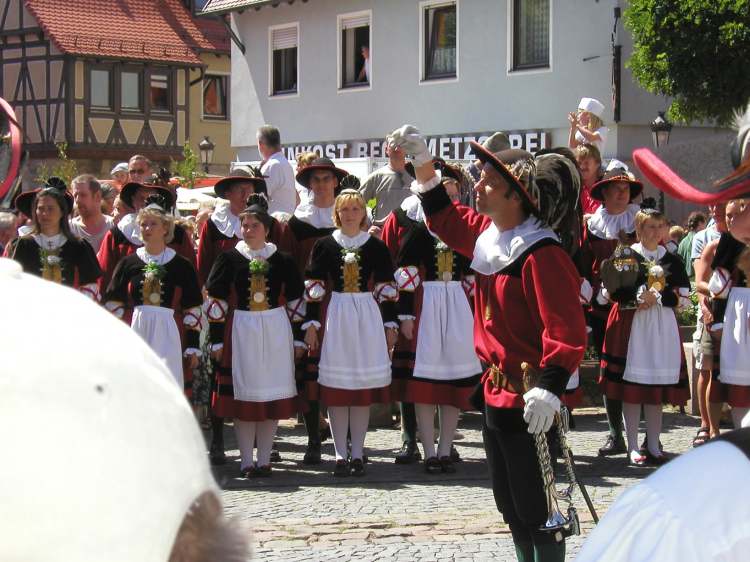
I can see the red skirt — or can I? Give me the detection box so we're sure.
[215,396,301,422]
[709,381,750,408]
[397,377,480,410]
[599,305,690,406]
[320,385,391,407]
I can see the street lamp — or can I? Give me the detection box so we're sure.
[650,111,672,211]
[198,136,215,173]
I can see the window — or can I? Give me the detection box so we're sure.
[512,0,550,71]
[423,2,457,81]
[149,72,171,111]
[339,12,371,89]
[203,74,228,119]
[90,68,112,109]
[121,71,142,110]
[270,24,298,96]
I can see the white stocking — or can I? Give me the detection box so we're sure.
[348,406,370,461]
[233,420,257,468]
[643,404,663,457]
[622,402,641,457]
[731,407,750,429]
[327,406,350,460]
[437,405,460,458]
[255,419,278,466]
[415,403,437,459]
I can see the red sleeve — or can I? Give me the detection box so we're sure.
[196,221,214,287]
[175,231,196,268]
[521,245,587,390]
[381,212,401,260]
[96,229,121,293]
[421,184,491,259]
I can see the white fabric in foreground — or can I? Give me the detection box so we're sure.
[719,287,750,385]
[318,291,391,390]
[131,305,183,388]
[470,216,558,275]
[576,439,750,562]
[231,308,297,402]
[412,281,481,381]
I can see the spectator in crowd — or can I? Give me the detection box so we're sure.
[0,258,249,562]
[295,151,318,207]
[110,162,129,189]
[258,125,296,215]
[112,195,129,225]
[101,183,118,216]
[667,225,685,253]
[575,143,603,217]
[359,136,414,228]
[677,211,707,279]
[357,44,371,83]
[0,210,16,255]
[128,154,152,184]
[569,97,608,152]
[70,174,115,252]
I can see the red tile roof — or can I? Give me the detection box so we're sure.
[24,0,229,66]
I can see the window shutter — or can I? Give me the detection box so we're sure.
[272,26,297,50]
[341,13,370,30]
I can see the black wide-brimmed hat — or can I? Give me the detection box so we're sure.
[120,181,175,210]
[214,165,268,199]
[14,177,74,218]
[590,168,643,202]
[470,141,539,209]
[295,157,348,189]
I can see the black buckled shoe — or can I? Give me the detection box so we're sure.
[255,464,272,477]
[424,456,442,474]
[333,459,350,477]
[439,456,456,474]
[394,441,421,464]
[598,435,626,457]
[350,458,366,476]
[270,443,282,463]
[302,441,322,465]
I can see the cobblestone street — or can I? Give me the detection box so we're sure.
[214,406,703,561]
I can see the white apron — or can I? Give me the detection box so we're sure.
[567,369,580,391]
[318,291,391,390]
[719,287,750,385]
[231,307,297,401]
[623,305,681,385]
[131,305,183,388]
[413,281,481,380]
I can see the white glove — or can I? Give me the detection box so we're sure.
[388,124,432,166]
[522,387,561,434]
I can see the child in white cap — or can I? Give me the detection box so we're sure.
[569,97,608,152]
[110,162,129,188]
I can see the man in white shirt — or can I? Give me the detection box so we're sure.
[258,125,297,215]
[69,174,114,252]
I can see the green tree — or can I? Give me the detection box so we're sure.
[625,0,750,126]
[35,142,78,185]
[171,141,205,189]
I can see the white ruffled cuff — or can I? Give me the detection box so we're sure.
[579,278,593,305]
[301,320,321,330]
[204,297,228,322]
[79,283,100,302]
[398,314,417,321]
[374,282,398,303]
[708,267,732,299]
[595,287,610,306]
[184,348,202,358]
[210,343,224,352]
[410,174,442,195]
[395,266,421,291]
[183,306,203,329]
[104,301,125,319]
[384,321,399,330]
[293,340,308,349]
[304,279,326,302]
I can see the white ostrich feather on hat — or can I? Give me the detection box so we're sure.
[732,103,750,167]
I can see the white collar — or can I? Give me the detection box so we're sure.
[471,216,559,275]
[32,233,67,250]
[135,246,176,265]
[117,212,143,246]
[210,199,241,238]
[235,241,277,261]
[294,202,335,229]
[332,229,370,249]
[631,242,666,262]
[587,203,639,240]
